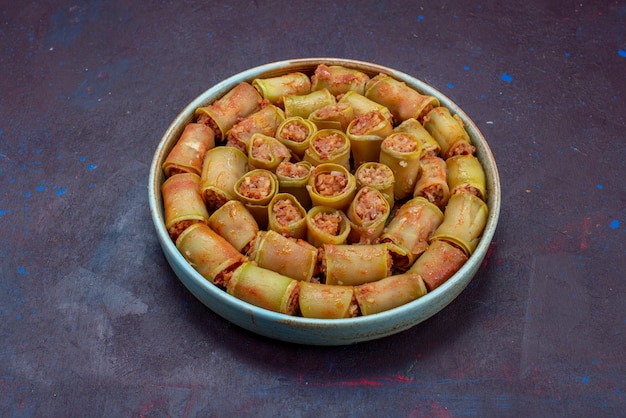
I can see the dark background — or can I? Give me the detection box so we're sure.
[1,1,624,416]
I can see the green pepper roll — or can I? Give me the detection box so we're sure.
[346,109,395,167]
[247,133,292,172]
[298,281,358,319]
[365,73,439,122]
[195,82,262,141]
[252,72,311,106]
[446,154,487,201]
[200,146,248,211]
[234,169,279,229]
[306,163,356,211]
[248,230,318,282]
[305,206,351,247]
[310,64,371,96]
[162,123,215,177]
[381,196,444,270]
[207,199,259,254]
[303,129,351,170]
[394,117,441,157]
[283,88,336,119]
[320,243,393,286]
[162,172,210,241]
[225,104,285,153]
[308,102,354,131]
[413,155,450,210]
[337,91,393,122]
[275,161,313,211]
[346,186,390,244]
[430,193,488,256]
[226,262,300,315]
[354,162,395,208]
[354,272,427,316]
[275,116,318,158]
[175,223,246,288]
[379,132,423,200]
[267,192,307,239]
[422,106,476,159]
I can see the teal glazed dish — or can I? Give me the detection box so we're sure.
[148,58,501,345]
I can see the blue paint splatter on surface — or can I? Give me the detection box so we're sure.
[597,184,603,190]
[610,219,619,230]
[618,49,626,58]
[0,210,7,216]
[501,73,513,83]
[582,376,589,383]
[565,52,571,57]
[56,188,67,196]
[447,83,454,89]
[463,65,470,71]
[417,15,424,21]
[87,163,97,171]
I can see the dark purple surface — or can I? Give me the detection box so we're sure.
[1,1,624,416]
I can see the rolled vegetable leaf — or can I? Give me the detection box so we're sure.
[162,173,210,241]
[251,72,311,106]
[365,73,439,122]
[413,155,450,209]
[354,272,427,316]
[310,64,370,96]
[267,192,307,239]
[275,116,318,158]
[409,240,468,291]
[308,102,354,131]
[346,109,395,167]
[226,262,300,315]
[306,163,356,211]
[247,133,292,172]
[175,223,246,287]
[200,146,248,211]
[337,91,393,122]
[430,193,488,256]
[275,161,313,211]
[225,104,285,152]
[207,199,259,254]
[354,162,395,208]
[394,118,441,157]
[248,230,318,282]
[305,206,351,247]
[303,129,351,170]
[298,281,358,319]
[381,196,444,270]
[379,132,423,200]
[346,186,390,244]
[283,88,336,119]
[422,106,476,158]
[162,123,215,177]
[234,169,279,229]
[195,82,262,141]
[320,243,392,286]
[446,154,487,201]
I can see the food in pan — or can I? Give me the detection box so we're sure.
[160,63,489,318]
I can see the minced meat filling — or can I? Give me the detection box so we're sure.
[355,188,387,223]
[238,172,272,200]
[312,133,345,159]
[273,199,303,226]
[250,136,272,160]
[280,121,309,143]
[312,212,342,236]
[276,161,310,179]
[315,172,348,196]
[383,133,418,152]
[356,165,392,186]
[349,111,383,135]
